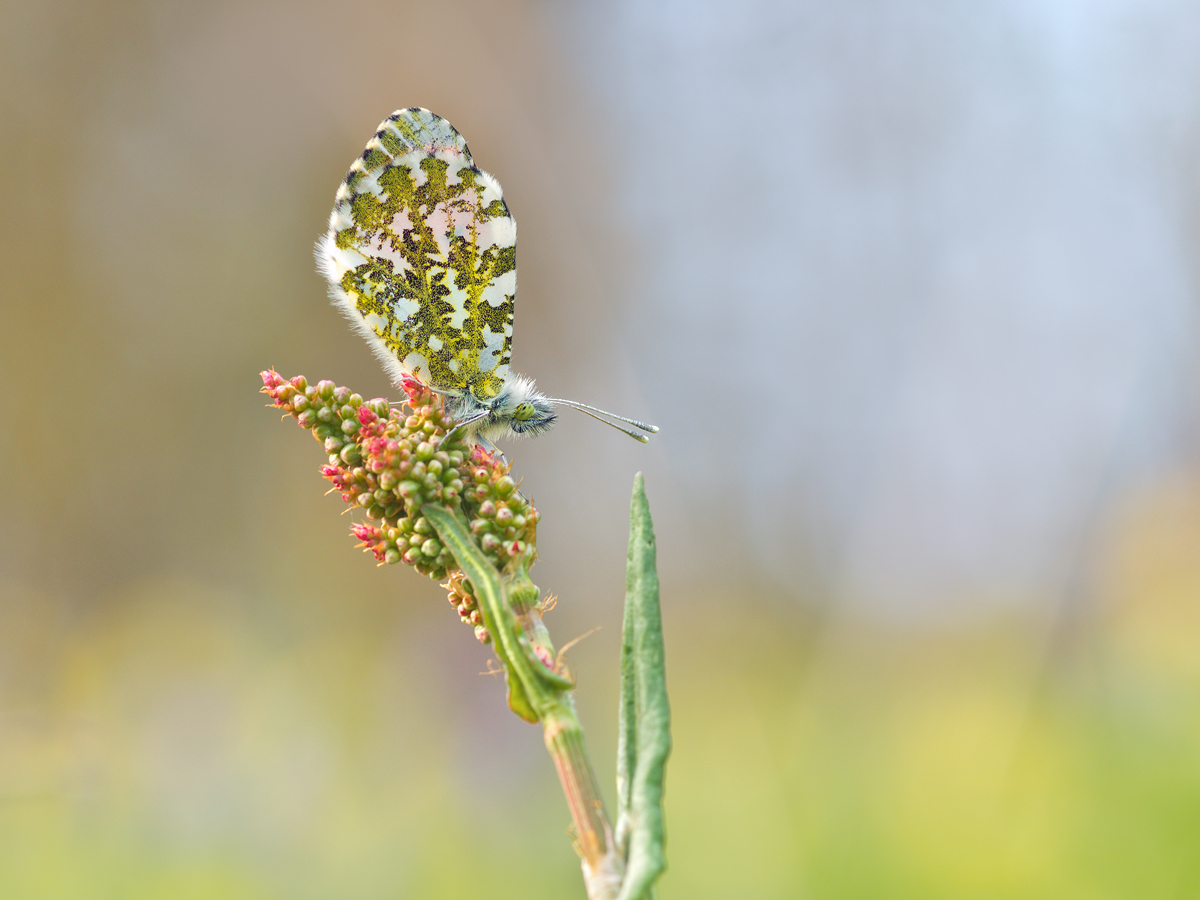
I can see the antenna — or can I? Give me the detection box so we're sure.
[549,399,659,443]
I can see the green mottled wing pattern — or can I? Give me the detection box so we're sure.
[317,108,517,400]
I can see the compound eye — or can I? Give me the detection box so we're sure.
[513,401,536,421]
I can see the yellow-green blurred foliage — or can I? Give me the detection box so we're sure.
[657,476,1200,900]
[3,478,1200,898]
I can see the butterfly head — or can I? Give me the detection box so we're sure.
[443,373,557,446]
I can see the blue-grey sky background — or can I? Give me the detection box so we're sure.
[551,0,1200,616]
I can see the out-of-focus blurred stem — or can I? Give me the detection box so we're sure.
[543,697,622,896]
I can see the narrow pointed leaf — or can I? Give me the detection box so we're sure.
[423,504,542,721]
[615,473,670,900]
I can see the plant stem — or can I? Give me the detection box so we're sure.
[423,503,623,897]
[542,698,617,880]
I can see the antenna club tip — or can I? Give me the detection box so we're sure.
[550,398,658,442]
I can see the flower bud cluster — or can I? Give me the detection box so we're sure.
[261,371,543,640]
[443,570,489,643]
[263,370,469,579]
[460,450,541,571]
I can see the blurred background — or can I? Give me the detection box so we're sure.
[3,0,1199,896]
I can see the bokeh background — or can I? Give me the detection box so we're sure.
[3,1,1200,897]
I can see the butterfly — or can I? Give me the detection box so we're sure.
[315,107,657,449]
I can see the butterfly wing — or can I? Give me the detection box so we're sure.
[316,108,517,400]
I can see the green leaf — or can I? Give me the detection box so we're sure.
[615,473,670,900]
[422,504,570,723]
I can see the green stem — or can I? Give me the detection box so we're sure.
[423,473,669,900]
[422,504,621,897]
[543,697,623,897]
